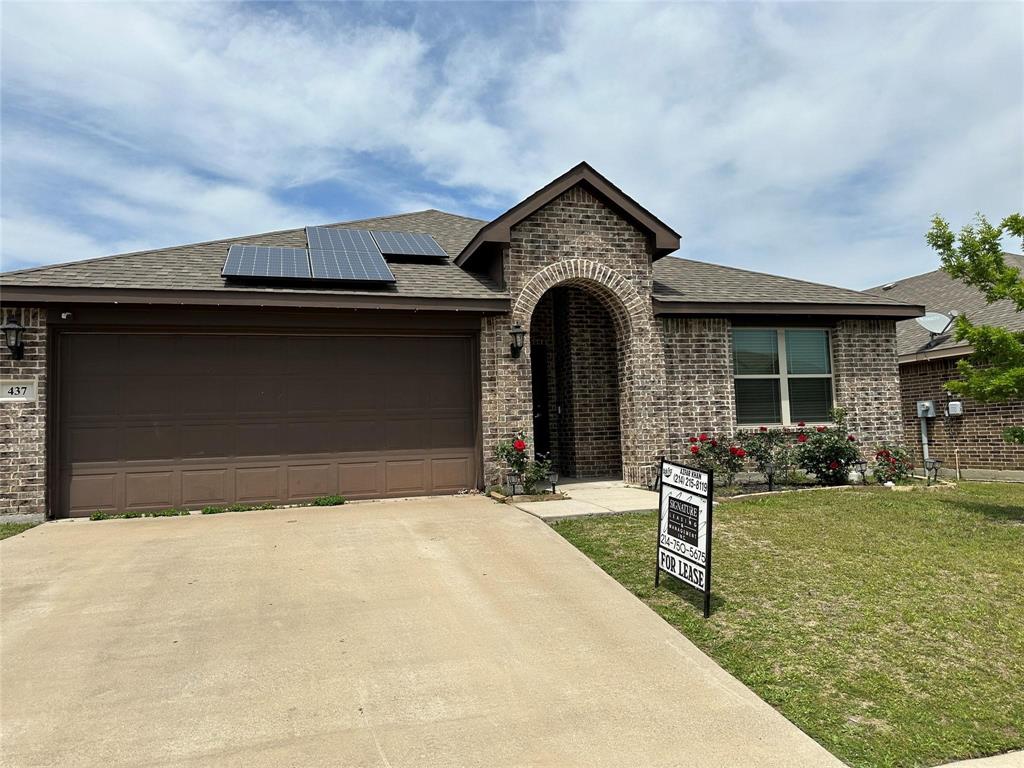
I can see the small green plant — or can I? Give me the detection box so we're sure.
[739,427,795,485]
[122,510,144,518]
[311,495,346,507]
[872,444,914,484]
[795,409,862,485]
[201,505,227,515]
[149,507,188,517]
[523,453,553,494]
[686,433,746,486]
[89,511,112,521]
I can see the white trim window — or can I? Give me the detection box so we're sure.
[732,328,834,425]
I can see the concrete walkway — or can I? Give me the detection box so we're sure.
[515,477,659,520]
[938,752,1024,767]
[1,496,840,767]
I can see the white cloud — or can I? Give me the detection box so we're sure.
[1,1,1021,287]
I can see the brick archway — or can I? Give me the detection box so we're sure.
[511,259,666,487]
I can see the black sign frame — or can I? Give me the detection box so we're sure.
[654,457,714,618]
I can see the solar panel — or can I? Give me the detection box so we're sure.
[305,226,379,254]
[370,230,448,258]
[222,245,312,279]
[308,249,396,283]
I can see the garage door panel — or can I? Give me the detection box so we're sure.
[121,425,179,461]
[67,427,120,463]
[58,332,479,516]
[121,376,179,418]
[67,473,118,512]
[235,467,282,502]
[181,469,231,506]
[180,424,235,459]
[386,460,427,494]
[235,423,283,457]
[338,462,381,498]
[125,471,175,508]
[284,421,335,455]
[432,457,471,491]
[287,464,335,499]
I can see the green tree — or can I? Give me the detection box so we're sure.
[925,212,1024,443]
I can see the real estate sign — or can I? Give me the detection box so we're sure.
[655,459,713,618]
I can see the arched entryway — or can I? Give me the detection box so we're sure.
[529,285,623,478]
[509,259,667,487]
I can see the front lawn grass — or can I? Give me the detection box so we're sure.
[0,522,39,540]
[552,482,1024,768]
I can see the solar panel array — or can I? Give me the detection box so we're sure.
[222,246,312,279]
[222,225,445,284]
[370,230,447,258]
[309,248,396,282]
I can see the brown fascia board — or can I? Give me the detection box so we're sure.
[898,344,972,364]
[455,162,681,267]
[653,299,926,319]
[0,285,511,313]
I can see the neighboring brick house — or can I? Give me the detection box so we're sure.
[1,163,921,519]
[867,256,1024,481]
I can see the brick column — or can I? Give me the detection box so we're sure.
[833,318,903,449]
[0,306,47,518]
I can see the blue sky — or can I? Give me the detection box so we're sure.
[1,1,1021,289]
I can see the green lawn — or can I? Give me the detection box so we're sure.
[0,522,39,541]
[552,482,1024,768]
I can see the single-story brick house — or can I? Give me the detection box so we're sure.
[1,163,923,518]
[866,256,1024,481]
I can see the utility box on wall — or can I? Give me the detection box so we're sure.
[947,401,964,416]
[916,400,936,418]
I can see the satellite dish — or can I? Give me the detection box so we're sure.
[915,312,954,336]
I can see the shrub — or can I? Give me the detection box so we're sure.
[312,495,346,507]
[872,444,914,484]
[494,430,551,493]
[740,427,795,484]
[795,409,862,485]
[686,433,746,486]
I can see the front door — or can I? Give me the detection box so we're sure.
[531,345,551,457]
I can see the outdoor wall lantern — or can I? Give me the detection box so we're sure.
[509,324,526,358]
[2,315,25,361]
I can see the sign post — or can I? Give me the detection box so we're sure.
[654,458,713,618]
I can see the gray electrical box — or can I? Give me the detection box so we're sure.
[947,401,963,416]
[916,400,936,418]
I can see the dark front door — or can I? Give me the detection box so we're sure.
[531,345,551,457]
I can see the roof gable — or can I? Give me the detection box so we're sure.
[455,162,681,267]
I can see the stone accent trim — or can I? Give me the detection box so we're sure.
[0,306,47,518]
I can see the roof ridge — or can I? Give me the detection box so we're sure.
[662,256,908,306]
[866,252,1024,293]
[1,209,485,277]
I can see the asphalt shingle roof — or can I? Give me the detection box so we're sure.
[652,257,914,307]
[2,207,920,316]
[864,254,1024,358]
[1,210,503,301]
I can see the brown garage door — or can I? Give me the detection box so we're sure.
[56,332,480,517]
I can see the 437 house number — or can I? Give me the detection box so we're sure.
[0,380,36,402]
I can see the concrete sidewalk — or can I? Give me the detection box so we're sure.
[2,496,840,767]
[515,477,659,520]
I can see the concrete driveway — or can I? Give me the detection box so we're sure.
[1,496,840,768]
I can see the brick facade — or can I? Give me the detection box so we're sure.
[832,319,904,449]
[900,356,1024,478]
[661,317,735,460]
[479,184,667,488]
[0,306,47,518]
